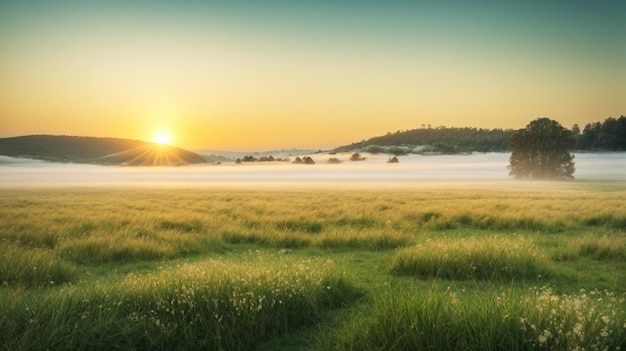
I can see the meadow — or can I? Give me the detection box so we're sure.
[1,182,625,350]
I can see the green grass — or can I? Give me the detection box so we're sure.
[555,232,626,262]
[0,251,359,350]
[0,244,76,287]
[1,182,625,350]
[318,284,626,350]
[389,236,549,282]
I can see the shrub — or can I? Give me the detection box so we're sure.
[350,152,365,161]
[327,157,341,164]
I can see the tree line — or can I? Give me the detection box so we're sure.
[573,116,626,151]
[334,116,626,154]
[509,116,626,180]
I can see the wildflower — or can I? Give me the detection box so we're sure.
[538,335,547,344]
[573,323,583,335]
[543,330,552,339]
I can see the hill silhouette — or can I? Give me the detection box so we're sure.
[333,127,514,155]
[0,135,208,166]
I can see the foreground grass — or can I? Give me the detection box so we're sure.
[0,251,358,350]
[1,182,625,349]
[320,284,626,351]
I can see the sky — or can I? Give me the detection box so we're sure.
[1,1,624,151]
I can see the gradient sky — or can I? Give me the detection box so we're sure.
[1,1,624,151]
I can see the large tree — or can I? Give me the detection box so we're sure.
[508,118,575,179]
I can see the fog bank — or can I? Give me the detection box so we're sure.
[1,153,624,188]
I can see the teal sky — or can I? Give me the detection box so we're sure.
[1,1,624,150]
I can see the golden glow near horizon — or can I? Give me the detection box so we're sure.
[0,2,624,151]
[153,132,172,145]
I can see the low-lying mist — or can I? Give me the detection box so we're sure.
[1,152,624,188]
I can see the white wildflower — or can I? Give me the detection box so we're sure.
[538,335,547,344]
[543,329,552,339]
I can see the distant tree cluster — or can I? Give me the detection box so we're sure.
[235,155,291,164]
[574,116,626,151]
[292,156,315,164]
[350,153,366,161]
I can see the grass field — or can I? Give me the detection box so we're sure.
[1,181,625,350]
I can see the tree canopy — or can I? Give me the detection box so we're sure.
[575,115,626,150]
[508,118,575,180]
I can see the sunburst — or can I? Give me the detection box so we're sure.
[153,132,171,145]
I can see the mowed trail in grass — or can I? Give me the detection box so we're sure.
[1,182,625,350]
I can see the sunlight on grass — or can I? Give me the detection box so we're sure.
[389,236,549,281]
[1,183,625,349]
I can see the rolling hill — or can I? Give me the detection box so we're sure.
[333,127,515,155]
[332,116,626,154]
[0,135,209,166]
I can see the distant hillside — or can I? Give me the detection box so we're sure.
[0,135,208,166]
[333,127,514,155]
[333,116,626,155]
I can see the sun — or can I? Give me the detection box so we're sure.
[153,132,171,145]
